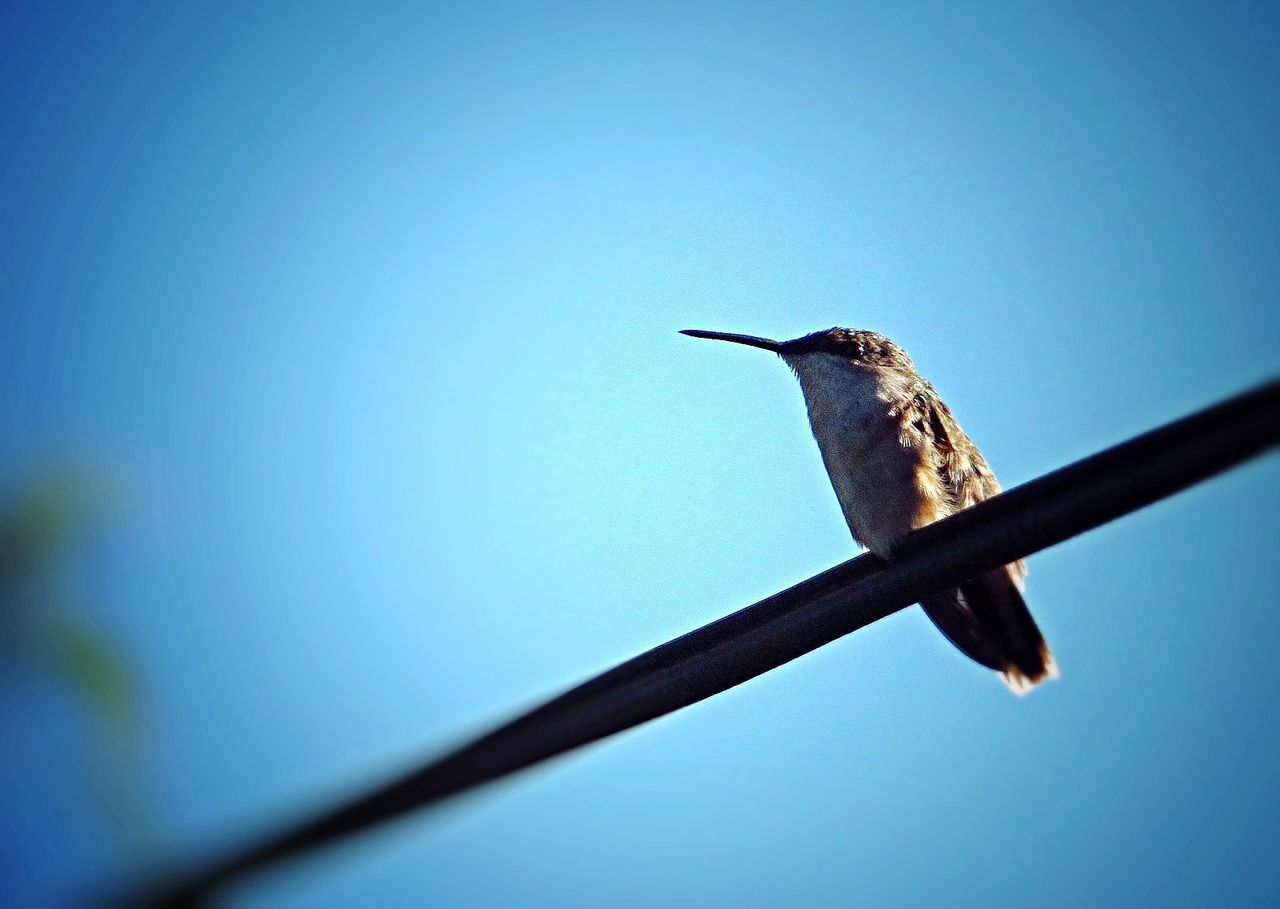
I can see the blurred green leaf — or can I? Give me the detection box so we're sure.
[0,468,138,729]
[36,616,139,733]
[0,472,102,591]
[0,467,158,856]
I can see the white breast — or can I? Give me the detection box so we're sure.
[785,352,923,556]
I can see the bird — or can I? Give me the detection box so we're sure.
[681,326,1056,693]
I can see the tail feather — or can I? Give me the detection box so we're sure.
[920,592,1004,672]
[920,568,1057,694]
[959,568,1057,694]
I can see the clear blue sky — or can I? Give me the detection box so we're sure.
[2,2,1278,906]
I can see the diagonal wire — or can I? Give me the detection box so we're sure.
[138,378,1279,907]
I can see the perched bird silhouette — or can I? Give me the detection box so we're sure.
[683,326,1057,693]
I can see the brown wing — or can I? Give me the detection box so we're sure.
[916,386,1001,509]
[888,384,998,517]
[901,385,1051,689]
[906,386,1026,582]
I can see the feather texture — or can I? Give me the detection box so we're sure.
[784,331,1053,692]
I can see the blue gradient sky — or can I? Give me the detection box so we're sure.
[2,2,1279,907]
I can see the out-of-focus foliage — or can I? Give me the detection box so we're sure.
[36,616,138,734]
[0,471,152,850]
[0,473,134,728]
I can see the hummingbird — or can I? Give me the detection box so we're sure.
[682,326,1056,693]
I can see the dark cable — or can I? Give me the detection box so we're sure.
[137,379,1279,906]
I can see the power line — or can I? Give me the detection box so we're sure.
[138,379,1279,907]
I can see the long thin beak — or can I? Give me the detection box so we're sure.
[679,329,784,353]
